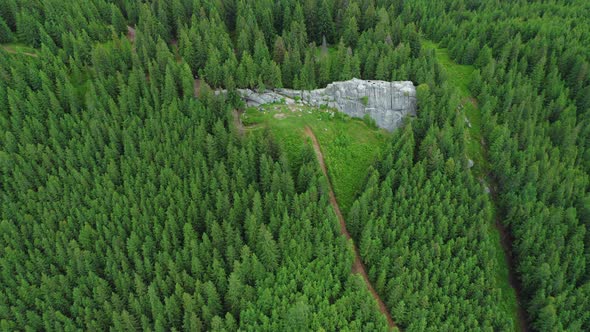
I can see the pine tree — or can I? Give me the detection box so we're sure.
[203,46,222,88]
[317,0,335,44]
[343,16,359,48]
[16,11,39,47]
[111,5,127,35]
[0,17,13,43]
[273,36,287,64]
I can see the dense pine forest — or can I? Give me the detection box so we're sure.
[1,0,588,331]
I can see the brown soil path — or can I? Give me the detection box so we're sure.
[127,26,136,43]
[495,210,529,332]
[304,126,397,330]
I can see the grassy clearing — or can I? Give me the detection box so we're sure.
[422,40,474,96]
[315,45,337,60]
[242,103,389,215]
[422,41,485,162]
[424,40,521,332]
[422,41,487,170]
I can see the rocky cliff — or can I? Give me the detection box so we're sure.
[237,78,416,131]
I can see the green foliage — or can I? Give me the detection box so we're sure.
[0,17,13,43]
[2,0,589,330]
[410,1,590,330]
[420,42,518,328]
[16,11,38,46]
[0,29,390,331]
[362,114,377,129]
[1,43,37,56]
[359,95,368,106]
[350,114,517,331]
[242,105,387,215]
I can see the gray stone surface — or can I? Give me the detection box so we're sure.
[234,78,416,131]
[237,89,295,106]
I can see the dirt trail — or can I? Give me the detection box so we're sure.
[304,126,397,330]
[232,109,245,136]
[127,26,136,43]
[495,211,529,332]
[480,167,529,332]
[194,78,201,98]
[459,95,528,331]
[2,46,38,58]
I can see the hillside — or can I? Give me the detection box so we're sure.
[1,0,589,331]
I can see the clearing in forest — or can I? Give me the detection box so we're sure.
[241,103,389,216]
[423,40,528,332]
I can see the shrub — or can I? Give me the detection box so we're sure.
[360,96,369,106]
[363,114,378,129]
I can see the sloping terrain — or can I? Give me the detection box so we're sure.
[241,103,388,215]
[304,126,397,329]
[424,40,528,332]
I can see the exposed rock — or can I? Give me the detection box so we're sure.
[237,89,294,106]
[233,78,417,131]
[480,179,492,194]
[468,159,474,168]
[464,116,472,128]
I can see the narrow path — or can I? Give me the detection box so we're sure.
[494,210,529,332]
[2,46,38,57]
[127,26,136,43]
[304,126,397,330]
[459,97,529,332]
[194,78,201,98]
[232,109,245,136]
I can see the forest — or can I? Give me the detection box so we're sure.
[1,0,588,331]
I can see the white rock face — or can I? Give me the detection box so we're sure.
[236,89,292,106]
[236,78,416,131]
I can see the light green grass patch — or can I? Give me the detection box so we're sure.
[422,40,474,97]
[315,45,337,59]
[423,40,491,173]
[242,103,389,215]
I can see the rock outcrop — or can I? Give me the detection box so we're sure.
[236,89,293,106]
[236,78,416,131]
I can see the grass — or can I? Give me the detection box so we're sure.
[242,103,389,215]
[315,45,337,59]
[422,41,487,170]
[422,40,474,96]
[1,43,38,56]
[424,40,521,332]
